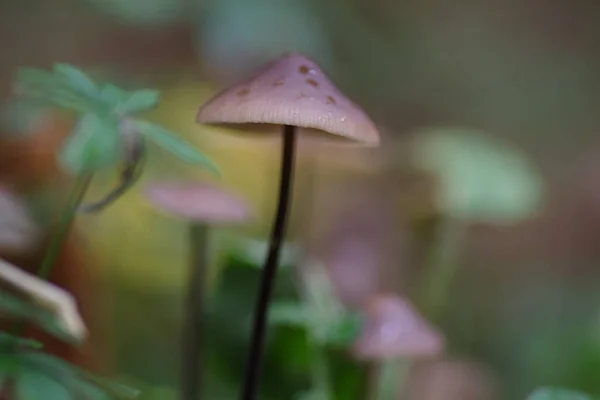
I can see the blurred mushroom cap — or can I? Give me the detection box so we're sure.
[145,181,253,224]
[352,294,444,360]
[0,187,38,252]
[197,52,380,146]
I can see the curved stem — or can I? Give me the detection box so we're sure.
[37,174,93,280]
[180,224,208,400]
[240,125,296,400]
[79,136,146,213]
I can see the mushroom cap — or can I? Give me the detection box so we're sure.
[0,187,38,251]
[197,52,380,146]
[352,294,444,360]
[145,181,253,224]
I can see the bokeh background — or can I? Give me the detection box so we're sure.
[2,0,600,399]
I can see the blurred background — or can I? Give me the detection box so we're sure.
[2,0,600,399]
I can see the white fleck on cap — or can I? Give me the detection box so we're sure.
[145,182,254,224]
[197,52,380,146]
[352,294,444,360]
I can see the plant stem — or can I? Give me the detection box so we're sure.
[420,216,465,320]
[36,174,93,280]
[240,125,296,400]
[181,224,209,400]
[372,359,411,400]
[311,339,332,399]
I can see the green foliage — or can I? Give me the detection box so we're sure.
[0,292,79,344]
[0,333,138,400]
[412,128,543,224]
[132,120,219,173]
[14,64,217,176]
[527,387,594,400]
[228,236,300,269]
[59,112,121,175]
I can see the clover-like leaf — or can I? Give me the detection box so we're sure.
[59,112,121,175]
[133,119,219,173]
[527,387,593,400]
[411,128,544,224]
[99,84,130,105]
[15,68,91,113]
[53,64,99,99]
[16,369,71,400]
[116,90,160,115]
[270,302,309,327]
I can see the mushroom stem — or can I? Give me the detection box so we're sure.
[181,223,209,400]
[241,125,297,400]
[419,216,466,320]
[372,359,411,400]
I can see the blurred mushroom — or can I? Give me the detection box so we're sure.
[0,186,38,254]
[352,294,444,400]
[197,51,380,399]
[145,181,253,400]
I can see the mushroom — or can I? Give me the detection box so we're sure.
[145,181,253,400]
[197,51,380,399]
[0,186,39,254]
[352,294,444,400]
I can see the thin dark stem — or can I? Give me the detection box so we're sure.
[240,125,296,400]
[181,224,209,400]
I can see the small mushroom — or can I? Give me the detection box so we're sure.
[0,186,38,254]
[197,51,380,399]
[352,294,444,400]
[145,181,253,400]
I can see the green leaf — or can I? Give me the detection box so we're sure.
[0,292,78,344]
[116,90,160,115]
[527,387,593,400]
[411,128,544,224]
[59,112,121,174]
[53,64,98,98]
[100,84,130,105]
[229,236,299,269]
[15,68,90,113]
[16,369,71,400]
[133,119,219,173]
[270,302,309,327]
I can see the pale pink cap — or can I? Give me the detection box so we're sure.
[197,52,380,146]
[145,182,253,224]
[352,294,444,360]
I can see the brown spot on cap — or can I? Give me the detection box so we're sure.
[306,78,319,87]
[326,96,337,105]
[272,80,284,86]
[299,65,310,74]
[236,88,250,96]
